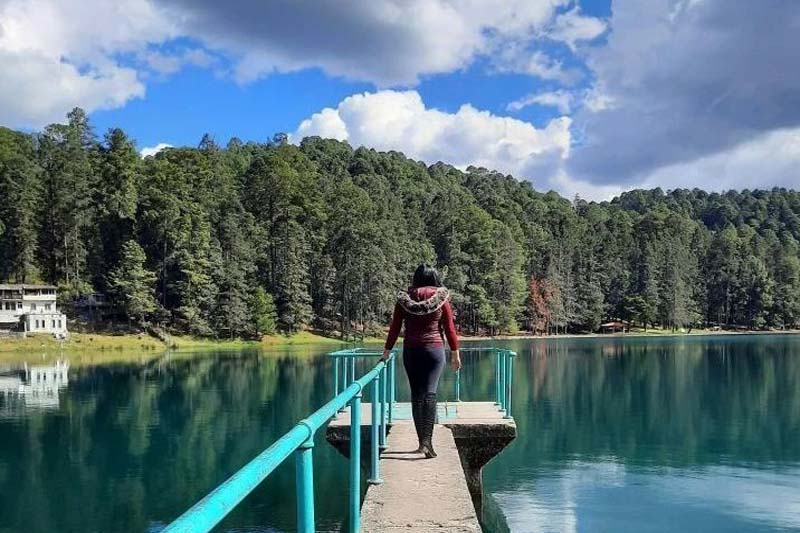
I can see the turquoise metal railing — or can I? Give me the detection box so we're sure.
[335,347,517,418]
[162,346,514,533]
[453,347,516,418]
[162,349,397,533]
[330,348,396,426]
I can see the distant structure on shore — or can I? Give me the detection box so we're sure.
[0,284,68,337]
[0,361,70,414]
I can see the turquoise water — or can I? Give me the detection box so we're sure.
[0,335,798,532]
[480,335,800,533]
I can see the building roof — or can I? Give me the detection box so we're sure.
[0,284,58,290]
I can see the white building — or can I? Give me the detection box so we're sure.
[0,284,68,336]
[0,361,70,414]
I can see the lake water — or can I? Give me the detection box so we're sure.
[1,335,798,532]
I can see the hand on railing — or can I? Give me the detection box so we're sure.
[379,348,391,363]
[450,349,461,371]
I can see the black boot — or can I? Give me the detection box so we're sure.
[411,397,425,453]
[419,393,438,458]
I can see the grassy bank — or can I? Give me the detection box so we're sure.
[0,333,166,366]
[0,332,165,354]
[0,330,381,365]
[461,327,800,341]
[260,330,384,347]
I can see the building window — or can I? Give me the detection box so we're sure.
[52,320,56,328]
[31,303,37,311]
[58,320,62,328]
[17,302,22,309]
[34,320,39,329]
[45,304,51,311]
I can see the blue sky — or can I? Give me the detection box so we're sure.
[1,0,797,199]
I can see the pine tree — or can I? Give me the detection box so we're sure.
[94,128,140,289]
[251,287,278,335]
[213,208,256,338]
[37,108,96,295]
[0,128,41,282]
[3,120,800,338]
[108,240,157,324]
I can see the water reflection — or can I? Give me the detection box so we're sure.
[0,349,352,533]
[0,360,69,414]
[0,337,798,533]
[481,335,800,532]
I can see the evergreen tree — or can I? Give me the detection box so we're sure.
[108,240,157,324]
[251,287,278,335]
[93,128,140,289]
[0,128,41,282]
[2,112,800,337]
[37,108,96,295]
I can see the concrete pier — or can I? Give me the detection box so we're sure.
[326,401,516,530]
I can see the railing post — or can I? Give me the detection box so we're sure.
[338,357,347,413]
[295,437,315,533]
[504,352,514,419]
[498,350,506,413]
[333,358,340,399]
[379,364,387,449]
[388,354,396,424]
[494,350,501,406]
[350,356,356,385]
[367,378,383,485]
[349,389,362,532]
[455,364,461,402]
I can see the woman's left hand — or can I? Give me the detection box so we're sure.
[379,348,391,362]
[450,350,461,371]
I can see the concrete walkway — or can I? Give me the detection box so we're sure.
[359,421,482,532]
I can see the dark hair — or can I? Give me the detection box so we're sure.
[411,263,442,288]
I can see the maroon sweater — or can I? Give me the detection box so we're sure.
[384,286,459,351]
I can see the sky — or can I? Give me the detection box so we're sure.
[0,0,798,200]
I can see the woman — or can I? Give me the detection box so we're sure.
[381,264,461,458]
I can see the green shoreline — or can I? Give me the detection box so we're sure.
[3,328,798,367]
[465,329,800,341]
[0,331,386,365]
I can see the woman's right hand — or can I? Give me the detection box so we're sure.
[379,348,391,362]
[450,350,462,372]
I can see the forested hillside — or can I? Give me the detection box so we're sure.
[1,109,799,337]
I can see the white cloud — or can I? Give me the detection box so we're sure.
[0,50,146,129]
[638,128,800,192]
[0,0,175,127]
[156,0,600,86]
[140,48,218,75]
[550,169,624,201]
[293,89,576,191]
[493,48,583,85]
[0,0,608,128]
[140,51,183,76]
[508,90,574,114]
[140,143,173,157]
[549,6,608,51]
[570,0,800,187]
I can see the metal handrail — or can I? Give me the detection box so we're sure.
[162,350,397,533]
[162,346,516,533]
[455,347,517,417]
[330,349,397,427]
[334,346,517,418]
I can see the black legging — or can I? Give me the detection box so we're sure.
[403,346,445,456]
[403,345,445,398]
